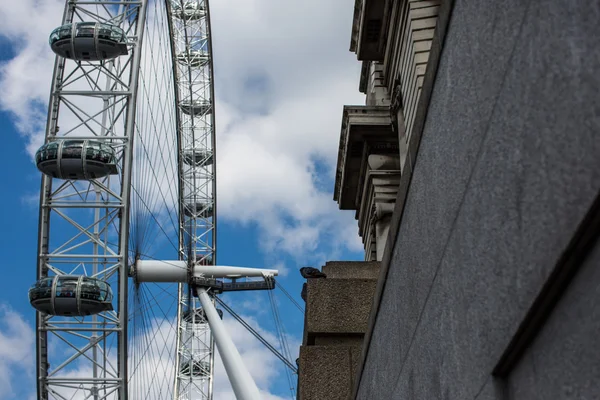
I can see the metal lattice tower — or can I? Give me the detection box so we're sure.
[170,0,217,398]
[33,2,146,398]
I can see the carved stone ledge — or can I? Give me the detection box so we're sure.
[334,106,395,210]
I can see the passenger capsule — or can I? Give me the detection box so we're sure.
[49,22,127,61]
[29,276,113,316]
[176,51,209,68]
[180,100,211,116]
[183,307,223,323]
[183,149,213,166]
[183,202,213,218]
[180,360,211,377]
[172,2,206,20]
[36,140,118,180]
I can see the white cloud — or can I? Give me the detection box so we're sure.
[0,0,62,154]
[0,0,365,261]
[210,0,365,257]
[0,305,35,400]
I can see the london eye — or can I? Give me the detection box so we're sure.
[29,1,287,399]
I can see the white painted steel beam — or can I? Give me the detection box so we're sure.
[196,288,262,400]
[134,259,278,282]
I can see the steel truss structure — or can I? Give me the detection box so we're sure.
[171,0,217,398]
[36,1,146,398]
[34,0,217,399]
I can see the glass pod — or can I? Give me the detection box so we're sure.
[49,22,128,61]
[29,276,113,316]
[183,201,213,218]
[180,360,211,377]
[180,100,211,116]
[176,50,209,67]
[182,149,213,166]
[35,140,118,180]
[172,1,206,20]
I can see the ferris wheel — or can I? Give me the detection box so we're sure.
[28,1,292,399]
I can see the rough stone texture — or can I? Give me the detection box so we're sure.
[306,279,377,337]
[299,346,356,400]
[299,261,381,399]
[322,261,380,279]
[357,0,600,398]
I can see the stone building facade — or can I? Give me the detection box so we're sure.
[298,1,445,398]
[335,0,441,261]
[297,262,379,400]
[335,0,600,399]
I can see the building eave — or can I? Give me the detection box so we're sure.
[333,105,395,209]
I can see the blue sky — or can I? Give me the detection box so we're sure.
[0,0,365,398]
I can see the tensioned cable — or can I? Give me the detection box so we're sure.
[129,0,179,262]
[140,285,178,397]
[171,2,218,398]
[130,9,178,257]
[214,296,298,374]
[123,1,219,399]
[126,1,182,398]
[128,283,180,397]
[267,288,297,398]
[274,280,304,314]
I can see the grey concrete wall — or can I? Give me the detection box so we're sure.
[299,261,380,400]
[357,0,600,399]
[299,346,362,400]
[306,279,377,336]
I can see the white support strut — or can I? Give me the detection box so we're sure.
[133,258,276,398]
[196,287,262,400]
